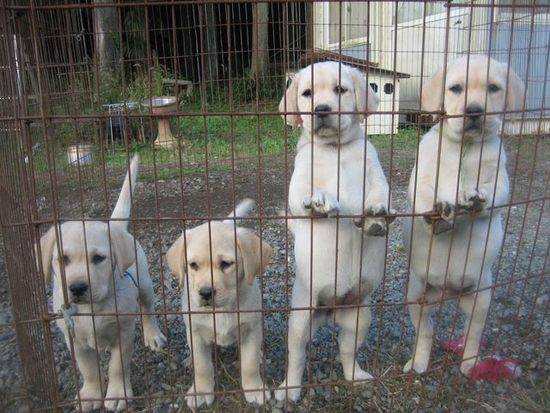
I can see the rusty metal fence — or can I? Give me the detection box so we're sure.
[1,0,549,412]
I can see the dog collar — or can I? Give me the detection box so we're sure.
[297,138,357,153]
[117,270,138,292]
[124,270,138,287]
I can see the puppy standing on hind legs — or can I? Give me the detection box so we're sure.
[402,56,524,378]
[275,62,394,402]
[36,155,166,412]
[166,199,273,409]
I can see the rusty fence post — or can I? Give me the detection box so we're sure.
[0,3,59,410]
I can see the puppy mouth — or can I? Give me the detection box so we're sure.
[195,296,225,308]
[195,291,230,308]
[198,298,212,307]
[68,289,107,304]
[466,117,484,129]
[314,115,337,129]
[315,123,336,131]
[314,122,339,135]
[465,123,482,132]
[453,117,487,134]
[69,295,89,304]
[197,299,228,308]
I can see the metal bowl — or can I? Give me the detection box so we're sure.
[140,96,177,108]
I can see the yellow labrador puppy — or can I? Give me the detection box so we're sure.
[275,62,393,402]
[166,199,272,408]
[402,56,525,377]
[37,155,165,412]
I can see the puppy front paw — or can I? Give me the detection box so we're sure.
[353,204,395,236]
[274,380,302,402]
[343,366,373,382]
[244,387,271,405]
[105,385,133,412]
[143,322,166,351]
[460,358,477,377]
[78,384,103,412]
[186,383,215,409]
[423,201,455,235]
[403,357,429,375]
[242,377,271,405]
[302,192,340,218]
[458,188,487,213]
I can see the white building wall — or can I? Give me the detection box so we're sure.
[388,5,489,110]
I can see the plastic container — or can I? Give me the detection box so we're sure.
[67,144,96,165]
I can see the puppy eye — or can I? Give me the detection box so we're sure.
[91,254,105,265]
[334,86,348,94]
[62,255,70,265]
[449,84,463,94]
[189,262,198,271]
[220,261,234,271]
[302,89,312,97]
[488,84,501,93]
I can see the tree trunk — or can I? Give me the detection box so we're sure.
[202,4,219,83]
[250,2,269,78]
[94,0,120,74]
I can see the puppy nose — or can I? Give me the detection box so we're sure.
[69,281,88,297]
[199,287,214,300]
[315,104,332,116]
[466,105,484,117]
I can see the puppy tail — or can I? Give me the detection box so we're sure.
[223,198,255,226]
[111,154,139,226]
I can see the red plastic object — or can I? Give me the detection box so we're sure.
[440,336,489,354]
[467,358,522,382]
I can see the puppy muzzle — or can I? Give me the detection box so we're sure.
[465,116,484,130]
[196,286,217,307]
[69,295,89,304]
[68,281,89,303]
[314,116,339,133]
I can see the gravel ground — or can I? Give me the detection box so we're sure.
[1,136,549,412]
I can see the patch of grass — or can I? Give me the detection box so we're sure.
[31,101,299,184]
[100,102,299,179]
[34,108,418,187]
[499,376,550,413]
[370,126,420,153]
[177,115,296,159]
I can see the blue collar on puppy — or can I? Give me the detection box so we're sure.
[117,269,138,292]
[124,270,138,288]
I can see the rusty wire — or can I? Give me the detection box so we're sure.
[0,1,549,412]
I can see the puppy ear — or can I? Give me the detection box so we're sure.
[166,233,188,289]
[236,228,272,286]
[347,66,379,118]
[279,74,299,128]
[505,65,526,115]
[422,66,445,112]
[110,226,136,278]
[36,226,57,284]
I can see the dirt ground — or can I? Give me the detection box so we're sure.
[1,135,549,412]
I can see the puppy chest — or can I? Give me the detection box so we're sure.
[203,314,238,346]
[71,316,127,349]
[214,322,238,346]
[435,146,496,194]
[194,313,252,347]
[298,150,349,180]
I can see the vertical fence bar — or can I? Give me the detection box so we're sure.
[0,2,59,410]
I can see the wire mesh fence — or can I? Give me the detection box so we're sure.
[0,1,549,412]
